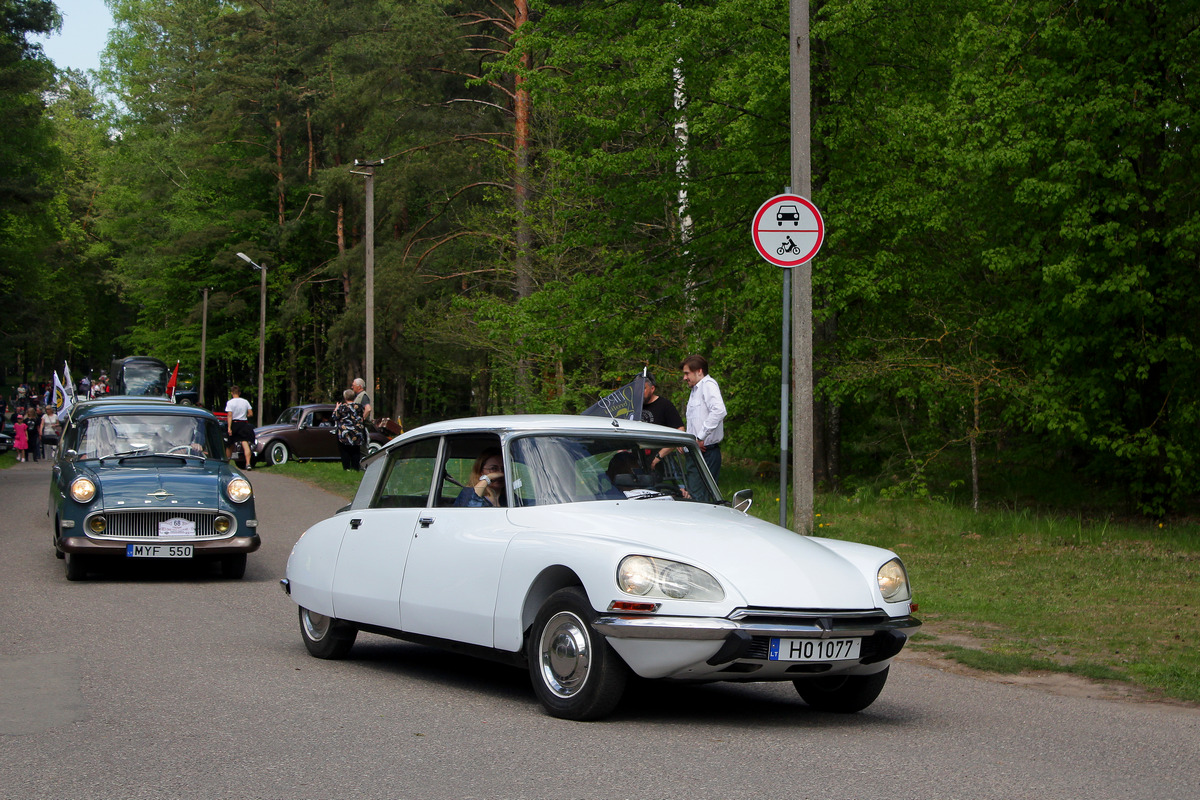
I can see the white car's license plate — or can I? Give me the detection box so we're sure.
[769,637,861,662]
[126,544,193,559]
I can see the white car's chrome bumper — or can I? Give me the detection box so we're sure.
[593,611,921,680]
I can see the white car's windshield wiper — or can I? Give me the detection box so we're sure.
[631,490,672,499]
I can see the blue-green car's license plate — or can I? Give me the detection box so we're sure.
[126,544,193,558]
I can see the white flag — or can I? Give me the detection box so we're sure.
[54,371,75,422]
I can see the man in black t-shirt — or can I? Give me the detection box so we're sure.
[640,373,684,431]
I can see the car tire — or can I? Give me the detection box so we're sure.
[527,587,628,721]
[793,667,889,713]
[64,552,90,581]
[299,606,357,659]
[220,554,247,579]
[366,442,382,456]
[267,441,289,466]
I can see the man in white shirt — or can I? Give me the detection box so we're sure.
[224,385,255,469]
[681,354,727,484]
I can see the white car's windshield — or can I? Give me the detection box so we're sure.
[509,434,720,506]
[75,414,220,460]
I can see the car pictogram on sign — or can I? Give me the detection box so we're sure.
[776,205,801,225]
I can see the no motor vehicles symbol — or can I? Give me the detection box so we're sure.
[752,194,824,267]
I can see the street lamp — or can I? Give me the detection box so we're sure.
[236,252,266,428]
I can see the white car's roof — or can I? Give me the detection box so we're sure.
[396,414,694,443]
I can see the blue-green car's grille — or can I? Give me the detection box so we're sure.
[85,510,234,540]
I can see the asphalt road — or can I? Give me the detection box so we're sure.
[2,460,1198,800]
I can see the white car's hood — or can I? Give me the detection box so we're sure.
[508,501,885,610]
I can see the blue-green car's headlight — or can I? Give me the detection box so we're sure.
[70,477,96,504]
[226,478,253,504]
[877,558,912,603]
[618,555,724,602]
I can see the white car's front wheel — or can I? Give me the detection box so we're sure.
[299,607,357,659]
[527,587,627,721]
[793,667,889,713]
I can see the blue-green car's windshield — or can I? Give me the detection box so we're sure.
[75,414,223,460]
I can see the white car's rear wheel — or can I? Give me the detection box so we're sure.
[793,667,889,713]
[528,587,627,720]
[299,606,357,659]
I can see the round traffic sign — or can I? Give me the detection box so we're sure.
[751,194,824,267]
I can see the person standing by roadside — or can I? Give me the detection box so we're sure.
[641,373,686,475]
[351,377,372,423]
[334,389,367,471]
[25,404,40,462]
[39,405,60,460]
[12,412,28,462]
[224,386,255,469]
[640,373,685,431]
[681,354,727,485]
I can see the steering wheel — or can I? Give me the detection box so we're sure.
[166,445,196,455]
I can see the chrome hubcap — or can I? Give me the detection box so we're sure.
[538,611,591,698]
[302,609,331,641]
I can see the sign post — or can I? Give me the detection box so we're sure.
[752,193,824,529]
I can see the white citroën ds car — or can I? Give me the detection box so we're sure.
[282,415,920,720]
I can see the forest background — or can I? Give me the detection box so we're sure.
[3,0,1198,517]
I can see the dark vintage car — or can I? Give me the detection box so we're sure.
[250,403,392,466]
[49,397,260,580]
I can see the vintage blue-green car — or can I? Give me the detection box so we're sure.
[49,397,260,580]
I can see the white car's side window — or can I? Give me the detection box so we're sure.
[371,438,439,509]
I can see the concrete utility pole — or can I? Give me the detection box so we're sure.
[200,287,208,406]
[235,252,267,428]
[790,0,814,535]
[353,159,385,405]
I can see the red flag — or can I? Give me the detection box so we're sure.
[166,361,179,400]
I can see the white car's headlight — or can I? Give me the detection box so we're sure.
[618,555,724,602]
[226,478,253,504]
[70,477,96,503]
[877,558,912,603]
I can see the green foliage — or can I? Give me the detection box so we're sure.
[14,0,1200,515]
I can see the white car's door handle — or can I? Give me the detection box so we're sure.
[349,518,362,530]
[418,516,434,528]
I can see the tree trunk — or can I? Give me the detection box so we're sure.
[512,0,534,412]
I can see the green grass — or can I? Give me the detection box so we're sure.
[721,460,1200,705]
[267,459,365,498]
